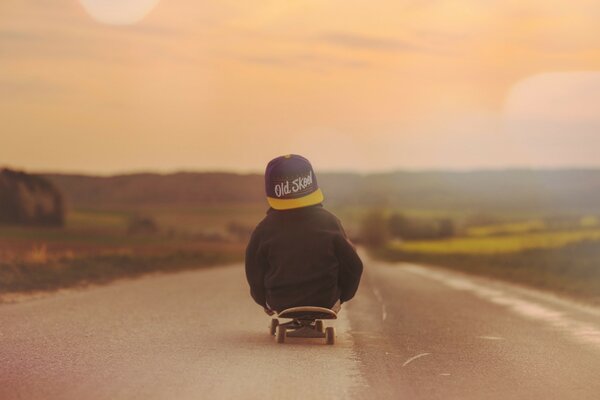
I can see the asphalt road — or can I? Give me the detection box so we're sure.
[2,254,600,399]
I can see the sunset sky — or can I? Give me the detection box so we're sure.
[1,0,600,174]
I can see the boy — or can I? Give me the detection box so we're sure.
[245,154,363,315]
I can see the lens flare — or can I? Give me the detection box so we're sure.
[502,71,600,166]
[79,0,160,25]
[504,72,600,123]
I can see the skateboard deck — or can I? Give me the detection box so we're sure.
[270,306,337,345]
[277,306,337,321]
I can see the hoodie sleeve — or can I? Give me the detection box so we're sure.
[334,220,363,303]
[245,226,268,307]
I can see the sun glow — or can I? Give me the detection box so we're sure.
[79,0,161,25]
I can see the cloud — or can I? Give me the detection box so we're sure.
[316,32,422,52]
[0,23,191,67]
[0,78,64,99]
[105,23,182,37]
[413,29,472,46]
[233,52,370,70]
[0,29,39,42]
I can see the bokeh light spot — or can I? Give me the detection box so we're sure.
[79,0,161,25]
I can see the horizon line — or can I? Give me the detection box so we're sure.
[5,165,600,177]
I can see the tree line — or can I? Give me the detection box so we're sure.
[359,210,455,247]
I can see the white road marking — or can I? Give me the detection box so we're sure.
[371,287,387,321]
[404,264,600,350]
[440,373,451,376]
[371,287,383,302]
[402,352,432,367]
[478,336,504,340]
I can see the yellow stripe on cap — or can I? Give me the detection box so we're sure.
[267,188,324,210]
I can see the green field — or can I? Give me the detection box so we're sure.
[378,215,600,305]
[65,204,267,233]
[0,206,260,299]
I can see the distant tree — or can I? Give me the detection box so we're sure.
[437,218,455,238]
[360,210,389,247]
[465,213,498,227]
[226,221,253,242]
[388,213,410,239]
[0,168,65,226]
[127,215,158,235]
[386,212,455,240]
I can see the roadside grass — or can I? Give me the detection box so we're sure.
[0,225,162,246]
[378,239,600,305]
[374,213,600,304]
[0,249,243,297]
[0,206,257,300]
[390,229,600,254]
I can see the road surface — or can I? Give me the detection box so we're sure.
[2,254,600,399]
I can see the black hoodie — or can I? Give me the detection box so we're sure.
[245,204,363,312]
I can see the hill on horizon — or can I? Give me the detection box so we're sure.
[40,168,600,216]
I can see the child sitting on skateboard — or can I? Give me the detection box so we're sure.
[245,154,363,315]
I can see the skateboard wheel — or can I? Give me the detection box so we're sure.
[270,319,279,336]
[325,327,335,345]
[276,325,286,343]
[315,320,324,333]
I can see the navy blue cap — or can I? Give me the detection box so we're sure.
[265,154,324,210]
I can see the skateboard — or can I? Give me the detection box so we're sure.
[269,306,337,345]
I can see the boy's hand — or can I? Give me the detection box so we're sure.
[263,307,275,316]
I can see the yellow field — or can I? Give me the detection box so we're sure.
[466,219,546,237]
[465,216,600,237]
[391,229,600,254]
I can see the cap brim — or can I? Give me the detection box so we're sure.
[267,188,324,210]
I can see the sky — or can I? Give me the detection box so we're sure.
[1,0,600,174]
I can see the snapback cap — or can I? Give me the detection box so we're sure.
[264,154,324,210]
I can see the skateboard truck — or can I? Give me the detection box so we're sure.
[269,306,337,345]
